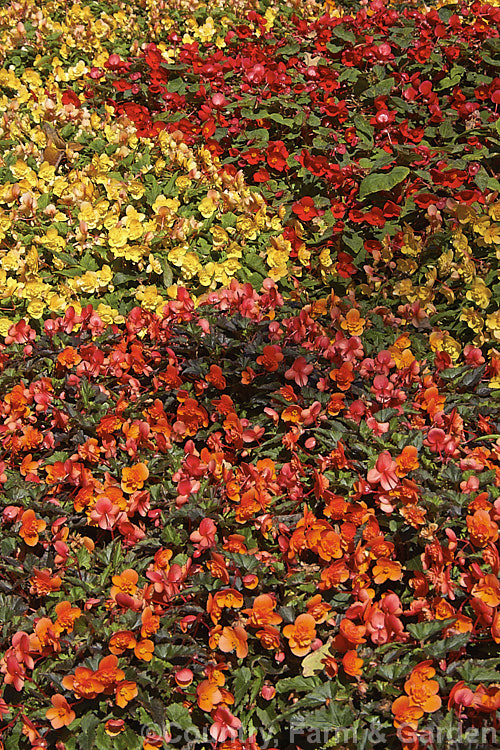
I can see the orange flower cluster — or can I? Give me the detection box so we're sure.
[392,661,442,730]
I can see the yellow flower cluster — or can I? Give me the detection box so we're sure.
[0,0,286,326]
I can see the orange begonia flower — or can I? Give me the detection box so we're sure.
[404,673,442,713]
[492,610,500,644]
[339,619,367,645]
[109,630,137,655]
[209,625,222,650]
[342,650,363,677]
[197,679,223,711]
[94,655,125,688]
[395,446,420,477]
[472,684,500,713]
[340,308,366,336]
[121,462,149,494]
[175,398,209,436]
[327,393,345,416]
[206,364,226,390]
[19,509,46,546]
[111,569,139,599]
[207,594,223,625]
[319,560,350,589]
[306,594,331,624]
[105,719,126,736]
[329,362,355,391]
[392,696,424,729]
[175,668,194,688]
[20,425,43,450]
[30,568,62,597]
[281,404,303,423]
[283,614,317,657]
[115,680,138,708]
[372,558,403,584]
[46,694,75,729]
[62,667,105,699]
[433,598,456,621]
[467,509,499,547]
[218,626,248,659]
[141,606,160,638]
[206,552,230,584]
[472,574,500,607]
[57,346,82,369]
[54,601,81,634]
[255,625,281,650]
[214,589,244,610]
[315,529,343,562]
[31,617,61,653]
[142,735,164,750]
[134,639,155,661]
[408,660,435,681]
[243,594,282,627]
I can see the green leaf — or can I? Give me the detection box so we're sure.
[277,675,321,693]
[233,666,253,704]
[361,76,394,100]
[79,713,100,749]
[266,112,294,127]
[302,638,334,677]
[166,702,194,732]
[407,619,455,641]
[160,256,173,287]
[358,166,410,200]
[424,632,470,658]
[457,660,500,683]
[331,26,356,44]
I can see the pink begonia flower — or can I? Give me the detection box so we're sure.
[425,427,456,456]
[12,632,34,669]
[367,451,398,491]
[2,654,25,691]
[190,518,217,555]
[209,706,242,742]
[89,496,120,530]
[285,357,314,387]
[425,427,447,453]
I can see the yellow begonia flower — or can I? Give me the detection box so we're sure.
[199,196,218,218]
[0,318,12,336]
[236,216,258,240]
[181,252,203,279]
[47,294,67,314]
[319,247,333,268]
[168,246,187,267]
[460,308,484,333]
[39,163,56,182]
[1,250,22,273]
[77,272,101,294]
[135,286,163,311]
[97,304,124,325]
[223,258,241,275]
[27,298,45,319]
[38,226,66,252]
[483,223,500,244]
[10,160,31,180]
[98,266,113,286]
[79,203,101,229]
[465,278,492,308]
[430,331,461,361]
[486,311,500,341]
[23,280,51,300]
[108,226,128,249]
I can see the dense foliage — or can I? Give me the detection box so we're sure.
[0,0,499,748]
